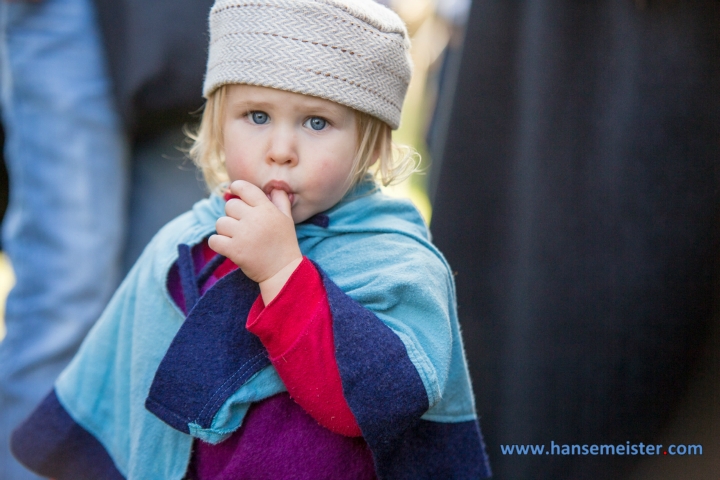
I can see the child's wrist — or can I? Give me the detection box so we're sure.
[258,256,304,305]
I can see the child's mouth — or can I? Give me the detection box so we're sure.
[263,180,295,205]
[267,190,295,205]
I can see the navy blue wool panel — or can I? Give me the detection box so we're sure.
[380,419,492,479]
[146,268,270,431]
[303,213,330,228]
[315,264,430,477]
[10,389,124,480]
[196,252,227,288]
[177,243,199,310]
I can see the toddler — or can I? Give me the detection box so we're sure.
[11,0,491,478]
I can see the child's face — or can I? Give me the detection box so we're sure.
[222,84,358,223]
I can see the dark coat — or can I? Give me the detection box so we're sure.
[93,0,214,138]
[430,1,719,478]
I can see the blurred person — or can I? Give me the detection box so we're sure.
[425,0,470,203]
[91,0,213,271]
[430,0,719,479]
[434,0,471,26]
[0,0,210,478]
[0,1,126,478]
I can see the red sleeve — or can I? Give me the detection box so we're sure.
[245,257,362,437]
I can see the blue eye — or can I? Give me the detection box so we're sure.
[306,117,327,131]
[250,111,269,124]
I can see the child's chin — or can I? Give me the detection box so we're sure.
[292,208,315,225]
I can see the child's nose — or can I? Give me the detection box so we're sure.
[266,128,298,166]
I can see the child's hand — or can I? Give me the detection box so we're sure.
[209,180,302,303]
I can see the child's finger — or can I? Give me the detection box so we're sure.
[215,216,237,237]
[224,197,251,219]
[207,234,232,256]
[229,180,267,207]
[269,189,292,218]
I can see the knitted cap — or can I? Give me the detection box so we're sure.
[204,0,412,129]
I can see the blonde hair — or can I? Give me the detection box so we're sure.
[187,85,418,193]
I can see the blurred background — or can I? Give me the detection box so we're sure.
[0,0,718,479]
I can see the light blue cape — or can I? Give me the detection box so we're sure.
[55,180,478,479]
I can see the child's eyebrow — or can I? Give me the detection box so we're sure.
[293,97,351,117]
[226,99,273,111]
[301,104,346,118]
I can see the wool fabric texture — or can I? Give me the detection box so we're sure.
[45,178,479,478]
[203,0,413,129]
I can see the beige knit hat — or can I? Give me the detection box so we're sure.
[203,0,412,129]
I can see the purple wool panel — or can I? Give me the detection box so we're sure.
[188,393,377,480]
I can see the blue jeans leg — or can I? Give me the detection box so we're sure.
[0,0,128,477]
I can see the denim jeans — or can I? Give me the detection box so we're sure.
[0,0,127,477]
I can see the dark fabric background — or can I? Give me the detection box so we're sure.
[430,1,719,478]
[93,0,214,138]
